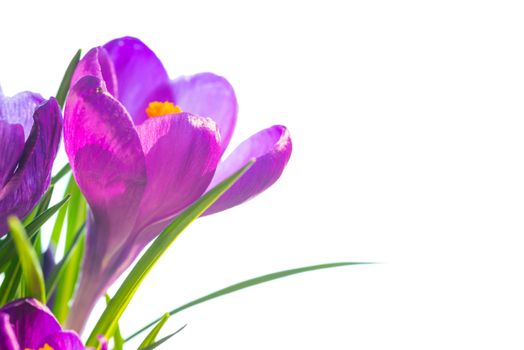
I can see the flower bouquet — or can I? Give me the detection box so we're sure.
[0,36,361,349]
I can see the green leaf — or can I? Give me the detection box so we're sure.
[0,195,71,270]
[113,319,125,350]
[56,49,81,109]
[7,216,46,303]
[51,163,72,185]
[125,262,367,342]
[138,313,170,349]
[140,325,187,350]
[32,186,55,263]
[45,222,85,295]
[104,294,125,350]
[0,261,22,304]
[53,176,87,323]
[26,195,71,238]
[85,160,254,347]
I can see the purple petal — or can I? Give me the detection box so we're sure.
[103,37,170,124]
[43,331,84,350]
[71,47,118,98]
[64,76,147,331]
[134,113,221,241]
[0,313,20,350]
[0,98,62,235]
[172,73,237,153]
[203,125,292,216]
[64,76,147,255]
[0,121,25,187]
[0,91,44,138]
[0,298,61,348]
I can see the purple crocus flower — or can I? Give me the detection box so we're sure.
[64,37,292,330]
[0,87,62,235]
[0,298,86,350]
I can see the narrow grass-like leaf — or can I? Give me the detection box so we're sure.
[56,49,81,109]
[125,262,366,342]
[33,186,55,263]
[140,325,187,350]
[49,178,77,252]
[25,195,71,237]
[138,313,170,349]
[35,186,55,217]
[104,294,125,350]
[0,195,70,270]
[45,222,85,295]
[113,324,125,350]
[86,160,254,347]
[7,216,46,303]
[51,163,72,185]
[53,176,87,323]
[0,261,22,304]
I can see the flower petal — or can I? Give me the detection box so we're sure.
[0,92,44,138]
[0,298,61,349]
[0,313,20,350]
[0,120,25,187]
[0,98,62,235]
[71,47,118,97]
[172,73,237,153]
[43,331,84,350]
[103,36,170,124]
[64,76,147,331]
[65,75,147,259]
[203,125,292,216]
[134,112,221,240]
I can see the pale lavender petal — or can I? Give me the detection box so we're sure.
[132,81,175,126]
[71,47,118,97]
[203,125,292,216]
[0,98,62,235]
[0,121,24,187]
[172,73,237,153]
[64,76,147,331]
[134,113,221,241]
[103,36,170,124]
[0,298,61,349]
[0,92,44,138]
[43,331,84,350]
[0,313,20,350]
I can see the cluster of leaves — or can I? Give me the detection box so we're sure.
[0,51,363,349]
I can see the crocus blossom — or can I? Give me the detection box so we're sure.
[0,88,62,235]
[0,298,86,350]
[64,37,292,330]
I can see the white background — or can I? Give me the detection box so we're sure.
[1,1,524,349]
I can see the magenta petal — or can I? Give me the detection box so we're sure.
[172,73,238,153]
[103,36,170,124]
[134,113,221,240]
[71,47,118,97]
[0,313,19,350]
[0,299,61,349]
[0,91,44,138]
[65,76,147,253]
[0,121,25,187]
[43,331,84,350]
[203,125,292,216]
[0,98,62,235]
[64,76,147,331]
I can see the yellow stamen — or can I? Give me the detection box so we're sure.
[24,344,54,350]
[146,101,183,118]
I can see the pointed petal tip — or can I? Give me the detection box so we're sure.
[203,124,292,216]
